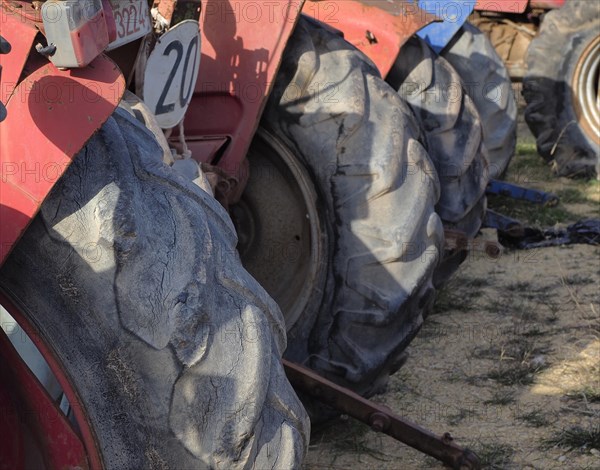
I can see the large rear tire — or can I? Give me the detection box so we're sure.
[237,17,444,397]
[441,22,517,179]
[388,36,488,286]
[0,108,309,469]
[523,0,600,178]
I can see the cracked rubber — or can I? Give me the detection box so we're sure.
[523,0,600,178]
[442,22,517,179]
[388,36,488,286]
[0,108,309,469]
[263,17,444,397]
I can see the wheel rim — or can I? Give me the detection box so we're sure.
[231,129,323,329]
[0,291,102,469]
[573,35,600,143]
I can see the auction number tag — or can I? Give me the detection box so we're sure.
[106,0,152,51]
[143,20,201,129]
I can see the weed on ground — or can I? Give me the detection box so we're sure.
[472,442,515,470]
[542,424,600,452]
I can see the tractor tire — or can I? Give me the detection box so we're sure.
[387,36,488,286]
[237,16,444,398]
[523,0,600,178]
[0,108,309,469]
[441,22,517,179]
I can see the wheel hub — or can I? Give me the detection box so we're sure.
[231,129,324,329]
[573,35,600,143]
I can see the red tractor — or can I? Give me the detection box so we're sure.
[0,1,310,466]
[1,1,493,467]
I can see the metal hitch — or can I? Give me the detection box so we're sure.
[444,228,503,259]
[283,360,481,470]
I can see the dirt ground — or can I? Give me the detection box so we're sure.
[304,103,600,469]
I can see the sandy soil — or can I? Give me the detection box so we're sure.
[304,111,600,469]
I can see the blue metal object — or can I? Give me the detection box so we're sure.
[416,0,476,52]
[483,210,525,237]
[486,180,560,206]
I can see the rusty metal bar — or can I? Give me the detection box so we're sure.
[283,360,481,470]
[444,229,503,259]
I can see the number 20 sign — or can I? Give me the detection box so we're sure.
[143,21,201,129]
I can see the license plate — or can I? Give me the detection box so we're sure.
[106,0,152,51]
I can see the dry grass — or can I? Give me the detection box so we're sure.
[543,425,600,451]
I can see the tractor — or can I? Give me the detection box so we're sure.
[0,1,309,466]
[0,0,497,467]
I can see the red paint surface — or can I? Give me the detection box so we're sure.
[302,0,438,79]
[529,0,565,9]
[184,0,302,181]
[0,291,104,468]
[0,53,124,265]
[475,0,529,13]
[0,311,89,469]
[69,10,110,67]
[0,377,23,469]
[0,12,37,104]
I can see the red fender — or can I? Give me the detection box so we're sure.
[474,1,567,13]
[0,9,37,105]
[302,0,438,79]
[184,0,435,195]
[528,0,566,9]
[475,0,529,13]
[0,9,124,266]
[183,0,303,184]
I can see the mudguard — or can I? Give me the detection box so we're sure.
[183,0,303,181]
[302,0,438,78]
[0,10,124,265]
[476,1,530,13]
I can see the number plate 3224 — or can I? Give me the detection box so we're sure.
[106,0,151,51]
[143,20,201,129]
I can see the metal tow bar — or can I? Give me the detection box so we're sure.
[283,360,481,470]
[444,229,503,259]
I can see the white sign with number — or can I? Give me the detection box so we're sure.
[106,0,152,51]
[143,20,201,129]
